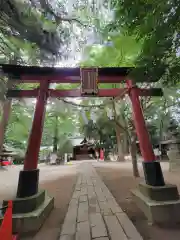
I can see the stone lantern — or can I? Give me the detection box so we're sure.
[166,121,180,171]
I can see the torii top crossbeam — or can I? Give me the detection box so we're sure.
[1,64,132,83]
[0,64,158,83]
[1,64,163,98]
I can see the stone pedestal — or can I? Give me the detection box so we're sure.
[132,182,180,226]
[0,190,54,237]
[165,139,180,171]
[167,149,180,171]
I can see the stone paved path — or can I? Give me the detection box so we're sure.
[59,163,143,240]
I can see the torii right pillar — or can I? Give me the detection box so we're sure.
[127,80,180,226]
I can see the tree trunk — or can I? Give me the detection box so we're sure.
[0,99,12,152]
[53,115,58,152]
[121,113,130,155]
[112,100,125,161]
[115,124,125,161]
[122,132,129,155]
[0,56,18,159]
[130,136,140,177]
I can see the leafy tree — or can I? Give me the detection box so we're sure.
[80,34,141,165]
[1,0,180,172]
[80,27,180,175]
[0,0,95,156]
[4,101,34,150]
[110,0,180,85]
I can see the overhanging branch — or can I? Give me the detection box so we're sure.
[39,0,86,26]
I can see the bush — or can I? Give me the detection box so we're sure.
[13,155,24,165]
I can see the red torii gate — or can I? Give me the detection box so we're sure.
[1,64,165,199]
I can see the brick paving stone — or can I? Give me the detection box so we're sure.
[86,178,93,186]
[76,177,82,185]
[69,198,78,208]
[94,187,106,202]
[87,182,93,186]
[66,204,77,221]
[97,181,105,187]
[72,190,80,199]
[98,201,112,216]
[87,186,96,197]
[89,196,100,213]
[101,187,114,200]
[81,178,87,185]
[60,163,143,240]
[116,213,143,240]
[79,195,87,202]
[107,199,123,214]
[75,185,81,191]
[61,202,77,235]
[101,210,113,216]
[80,183,87,187]
[59,235,74,240]
[90,213,108,238]
[76,221,91,240]
[80,187,88,196]
[104,215,128,240]
[77,201,89,222]
[94,238,109,240]
[61,219,76,236]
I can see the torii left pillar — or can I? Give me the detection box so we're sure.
[17,80,49,198]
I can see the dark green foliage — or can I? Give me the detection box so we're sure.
[110,0,180,85]
[83,118,117,156]
[0,0,67,55]
[167,118,180,139]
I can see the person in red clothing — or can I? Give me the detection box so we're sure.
[99,148,104,161]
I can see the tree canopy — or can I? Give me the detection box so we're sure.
[0,0,180,161]
[109,0,180,85]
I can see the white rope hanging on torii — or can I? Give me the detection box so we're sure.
[80,109,89,124]
[106,106,114,120]
[61,98,112,109]
[90,109,99,123]
[59,88,128,109]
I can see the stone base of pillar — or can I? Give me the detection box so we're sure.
[132,183,180,226]
[1,190,54,237]
[17,169,39,198]
[142,161,165,186]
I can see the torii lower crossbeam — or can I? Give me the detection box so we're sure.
[7,88,163,98]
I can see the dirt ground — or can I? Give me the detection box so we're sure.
[0,164,78,240]
[95,163,180,240]
[2,161,180,240]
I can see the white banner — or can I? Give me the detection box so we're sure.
[106,107,114,119]
[90,109,98,123]
[81,109,89,124]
